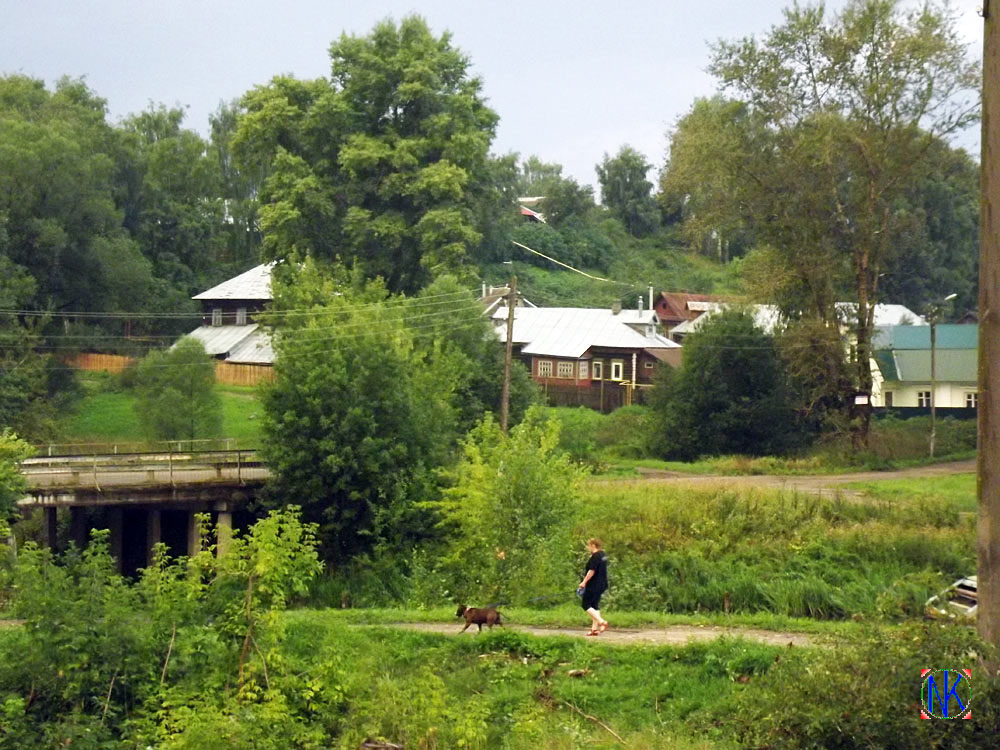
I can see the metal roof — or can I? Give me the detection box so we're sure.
[185,325,260,357]
[192,263,274,301]
[836,303,925,327]
[873,324,978,351]
[492,306,680,359]
[887,349,978,383]
[226,328,275,364]
[670,304,783,336]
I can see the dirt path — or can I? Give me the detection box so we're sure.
[596,459,976,499]
[389,622,817,647]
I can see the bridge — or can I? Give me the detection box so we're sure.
[18,444,270,574]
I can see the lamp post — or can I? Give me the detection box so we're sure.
[928,293,957,458]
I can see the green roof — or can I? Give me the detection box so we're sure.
[883,349,978,383]
[874,324,978,350]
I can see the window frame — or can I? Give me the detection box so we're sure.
[578,360,589,380]
[591,361,603,380]
[556,361,575,379]
[211,308,223,326]
[235,307,247,326]
[537,359,553,378]
[610,359,625,381]
[917,391,931,408]
[966,392,978,409]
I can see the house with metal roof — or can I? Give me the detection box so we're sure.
[871,324,978,410]
[185,263,276,374]
[491,304,681,412]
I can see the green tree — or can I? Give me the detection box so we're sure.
[596,145,659,237]
[430,407,584,604]
[233,16,502,293]
[668,0,979,444]
[134,337,222,441]
[0,431,31,522]
[651,309,806,460]
[259,268,459,561]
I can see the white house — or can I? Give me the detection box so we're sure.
[871,324,978,409]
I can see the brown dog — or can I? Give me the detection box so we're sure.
[456,604,504,632]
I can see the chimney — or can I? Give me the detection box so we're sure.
[638,296,644,314]
[612,301,622,315]
[649,285,654,311]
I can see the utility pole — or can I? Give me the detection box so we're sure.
[928,294,955,459]
[499,274,517,433]
[979,0,1000,654]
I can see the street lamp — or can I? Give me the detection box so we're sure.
[928,293,957,458]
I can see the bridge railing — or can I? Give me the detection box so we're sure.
[21,449,267,492]
[32,438,259,458]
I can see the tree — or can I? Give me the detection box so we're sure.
[233,16,502,293]
[651,309,806,460]
[0,431,32,521]
[596,145,659,237]
[665,0,979,444]
[134,337,222,441]
[259,269,459,561]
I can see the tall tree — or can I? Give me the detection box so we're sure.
[233,16,502,293]
[596,145,659,237]
[665,0,979,443]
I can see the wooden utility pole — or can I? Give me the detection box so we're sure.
[979,0,1000,653]
[499,275,517,433]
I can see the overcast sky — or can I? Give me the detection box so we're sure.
[0,1,985,192]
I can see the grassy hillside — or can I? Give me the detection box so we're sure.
[58,373,264,448]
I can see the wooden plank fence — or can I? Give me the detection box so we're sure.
[65,353,274,387]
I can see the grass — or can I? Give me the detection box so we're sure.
[843,473,977,514]
[59,373,264,448]
[279,608,784,748]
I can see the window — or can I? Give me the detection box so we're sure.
[211,308,223,326]
[966,392,978,408]
[591,361,603,380]
[236,307,247,326]
[644,360,654,369]
[918,391,931,408]
[557,361,575,379]
[884,391,893,408]
[537,360,553,378]
[578,360,589,380]
[610,359,624,381]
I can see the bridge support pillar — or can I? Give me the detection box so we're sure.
[187,513,202,558]
[216,510,233,557]
[44,507,58,552]
[70,507,87,550]
[146,509,161,562]
[107,508,123,573]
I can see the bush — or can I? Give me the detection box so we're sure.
[728,623,999,749]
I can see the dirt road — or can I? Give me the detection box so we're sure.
[391,622,817,647]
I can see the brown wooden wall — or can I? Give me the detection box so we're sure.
[66,353,274,387]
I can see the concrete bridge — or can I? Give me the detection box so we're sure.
[18,448,270,574]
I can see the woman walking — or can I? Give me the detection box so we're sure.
[578,537,609,635]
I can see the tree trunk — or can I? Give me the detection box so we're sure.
[978,0,1000,658]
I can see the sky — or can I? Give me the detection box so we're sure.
[0,1,986,193]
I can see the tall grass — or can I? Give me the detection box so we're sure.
[575,483,974,619]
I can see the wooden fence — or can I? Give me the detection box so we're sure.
[65,353,274,387]
[214,361,275,387]
[66,352,134,374]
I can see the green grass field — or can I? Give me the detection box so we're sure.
[60,374,264,448]
[844,473,977,514]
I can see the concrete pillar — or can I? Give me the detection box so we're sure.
[107,508,123,573]
[70,507,88,550]
[44,507,58,552]
[216,511,233,557]
[187,513,202,558]
[146,509,162,564]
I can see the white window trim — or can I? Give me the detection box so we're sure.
[918,391,931,408]
[644,360,654,369]
[610,359,624,381]
[579,360,589,380]
[537,359,553,378]
[592,361,603,380]
[966,392,978,408]
[211,308,223,326]
[235,307,247,326]
[556,361,575,379]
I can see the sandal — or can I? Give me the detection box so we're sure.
[598,621,609,633]
[585,630,600,636]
